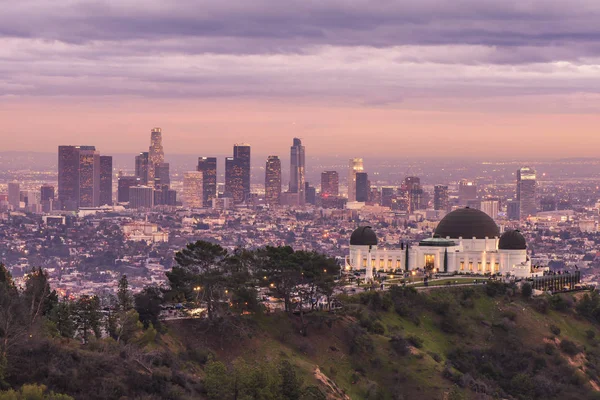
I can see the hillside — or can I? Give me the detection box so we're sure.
[5,283,600,399]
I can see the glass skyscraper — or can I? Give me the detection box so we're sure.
[289,138,305,204]
[517,166,537,219]
[265,156,281,206]
[197,157,217,207]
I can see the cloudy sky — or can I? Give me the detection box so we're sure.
[2,0,600,158]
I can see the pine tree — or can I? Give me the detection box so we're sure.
[117,275,133,311]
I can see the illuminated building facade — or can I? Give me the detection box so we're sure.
[99,155,113,206]
[183,171,203,208]
[347,158,364,202]
[197,157,217,207]
[321,171,339,198]
[517,166,537,219]
[289,138,305,204]
[265,155,281,206]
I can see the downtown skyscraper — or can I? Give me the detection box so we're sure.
[517,166,537,219]
[135,152,149,185]
[99,155,113,206]
[197,157,217,207]
[289,138,305,205]
[347,158,364,202]
[78,146,100,208]
[434,185,449,212]
[58,145,80,210]
[355,172,370,202]
[148,127,165,187]
[225,144,251,204]
[321,171,339,198]
[265,156,281,206]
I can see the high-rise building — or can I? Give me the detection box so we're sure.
[40,184,55,212]
[347,158,364,202]
[225,144,251,204]
[355,172,369,202]
[58,145,80,210]
[434,185,449,211]
[321,171,339,198]
[265,156,281,206]
[517,167,537,219]
[507,200,520,220]
[154,162,170,187]
[129,186,154,209]
[154,184,177,206]
[117,176,140,203]
[78,146,100,208]
[197,157,217,207]
[381,187,396,208]
[305,182,316,205]
[404,176,423,212]
[289,138,306,205]
[99,155,113,206]
[234,143,251,202]
[8,182,20,209]
[480,199,500,219]
[148,127,164,187]
[458,180,477,206]
[183,171,203,208]
[135,152,150,185]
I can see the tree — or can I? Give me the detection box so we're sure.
[24,268,58,327]
[443,248,448,273]
[117,275,133,311]
[204,359,232,399]
[134,286,163,329]
[257,246,302,315]
[48,300,76,339]
[171,241,228,321]
[74,295,102,344]
[278,360,303,400]
[0,384,73,400]
[0,264,25,372]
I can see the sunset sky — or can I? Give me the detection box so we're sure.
[2,0,600,158]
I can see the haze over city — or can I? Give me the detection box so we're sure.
[2,0,600,156]
[5,2,600,400]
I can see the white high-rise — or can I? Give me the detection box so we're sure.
[347,158,364,202]
[183,171,203,208]
[148,127,165,187]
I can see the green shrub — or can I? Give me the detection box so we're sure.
[550,324,561,336]
[407,335,424,349]
[560,339,580,356]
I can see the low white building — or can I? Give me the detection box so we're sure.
[346,207,545,280]
[123,221,168,243]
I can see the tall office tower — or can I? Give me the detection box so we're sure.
[289,138,306,204]
[305,182,316,205]
[58,145,80,210]
[155,185,177,206]
[507,200,520,221]
[225,157,240,202]
[369,187,381,204]
[129,186,154,209]
[135,152,150,185]
[99,155,113,206]
[154,162,170,187]
[381,187,396,207]
[183,171,203,208]
[148,127,164,187]
[197,157,217,207]
[78,146,100,207]
[355,172,370,202]
[265,156,282,206]
[404,176,423,212]
[347,158,364,201]
[321,171,339,198]
[458,179,477,205]
[480,199,500,219]
[117,176,140,203]
[40,184,55,212]
[433,185,449,211]
[517,166,537,219]
[234,143,251,202]
[7,182,20,209]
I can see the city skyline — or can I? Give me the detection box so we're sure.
[3,1,600,157]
